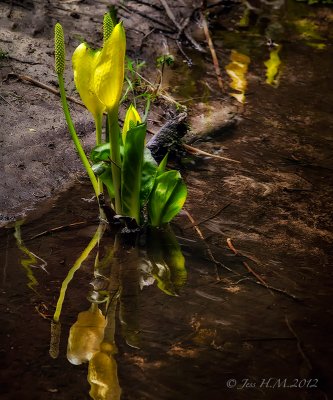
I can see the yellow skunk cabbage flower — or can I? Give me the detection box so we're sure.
[72,43,106,120]
[122,104,141,144]
[88,342,121,400]
[67,305,107,365]
[94,22,126,111]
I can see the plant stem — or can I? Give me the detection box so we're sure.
[94,113,104,195]
[108,107,122,214]
[57,73,100,198]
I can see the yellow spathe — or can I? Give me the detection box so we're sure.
[72,43,106,119]
[94,22,126,111]
[122,104,141,144]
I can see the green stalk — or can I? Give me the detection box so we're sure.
[57,73,100,198]
[108,107,122,214]
[94,113,104,194]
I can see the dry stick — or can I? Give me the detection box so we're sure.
[159,0,206,53]
[183,143,240,163]
[200,11,224,91]
[285,315,313,372]
[10,73,84,106]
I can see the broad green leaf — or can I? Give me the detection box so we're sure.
[148,170,187,227]
[121,123,146,223]
[140,148,157,207]
[122,104,141,145]
[90,143,111,163]
[94,22,126,111]
[72,43,105,119]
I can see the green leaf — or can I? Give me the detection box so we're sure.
[157,153,168,176]
[92,162,114,198]
[140,148,157,207]
[121,123,147,223]
[90,143,111,163]
[148,170,187,227]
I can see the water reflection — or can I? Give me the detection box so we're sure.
[50,223,187,399]
[225,50,250,103]
[14,221,47,293]
[264,45,282,87]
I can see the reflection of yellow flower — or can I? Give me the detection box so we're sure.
[67,305,107,365]
[94,22,126,111]
[226,50,250,103]
[72,43,106,120]
[88,342,121,400]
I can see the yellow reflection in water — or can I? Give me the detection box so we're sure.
[14,221,47,293]
[225,50,250,103]
[264,45,282,87]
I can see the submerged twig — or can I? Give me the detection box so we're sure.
[159,0,206,53]
[227,238,269,289]
[227,238,300,301]
[183,203,230,230]
[184,209,233,279]
[28,221,96,241]
[200,11,224,91]
[285,315,313,372]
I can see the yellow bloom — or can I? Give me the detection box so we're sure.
[72,43,106,119]
[94,22,126,111]
[122,104,141,144]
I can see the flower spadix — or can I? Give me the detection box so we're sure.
[94,22,126,111]
[122,104,141,144]
[72,43,106,119]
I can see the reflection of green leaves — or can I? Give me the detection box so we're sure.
[264,45,282,87]
[148,170,187,227]
[146,226,187,296]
